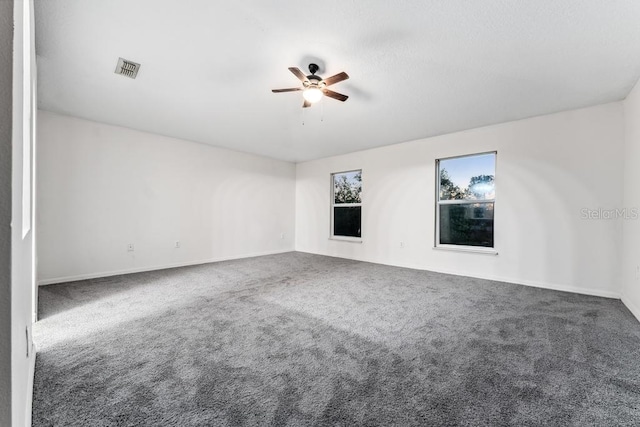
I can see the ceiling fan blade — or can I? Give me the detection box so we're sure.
[323,72,349,87]
[272,88,302,93]
[322,89,348,102]
[289,67,309,83]
[302,99,312,108]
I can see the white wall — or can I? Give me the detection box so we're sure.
[11,1,37,426]
[622,80,640,322]
[296,103,625,298]
[0,0,14,424]
[37,111,296,284]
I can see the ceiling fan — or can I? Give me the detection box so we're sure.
[272,63,349,108]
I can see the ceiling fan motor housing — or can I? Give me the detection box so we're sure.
[306,64,324,88]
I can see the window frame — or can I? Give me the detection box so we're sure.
[434,152,497,254]
[330,169,363,242]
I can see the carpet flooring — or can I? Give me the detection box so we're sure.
[33,252,640,426]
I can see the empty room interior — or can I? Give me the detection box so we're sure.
[3,0,640,426]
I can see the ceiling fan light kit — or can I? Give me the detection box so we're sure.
[272,63,349,108]
[302,87,323,103]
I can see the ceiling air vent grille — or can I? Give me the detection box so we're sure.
[115,58,140,79]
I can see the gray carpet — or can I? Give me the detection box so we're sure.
[33,252,640,426]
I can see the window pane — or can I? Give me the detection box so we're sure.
[439,153,495,201]
[334,206,361,238]
[439,203,494,247]
[334,171,362,204]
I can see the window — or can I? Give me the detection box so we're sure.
[436,152,496,249]
[331,170,362,239]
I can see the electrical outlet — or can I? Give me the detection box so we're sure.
[280,233,285,240]
[400,241,405,248]
[127,243,134,252]
[175,241,181,248]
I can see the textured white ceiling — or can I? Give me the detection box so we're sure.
[35,1,640,162]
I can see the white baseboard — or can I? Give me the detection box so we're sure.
[37,249,294,286]
[621,293,640,323]
[425,267,620,299]
[40,249,622,301]
[296,250,620,299]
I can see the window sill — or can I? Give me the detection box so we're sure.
[433,245,498,255]
[329,236,363,243]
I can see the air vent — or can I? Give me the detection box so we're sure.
[115,57,140,79]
